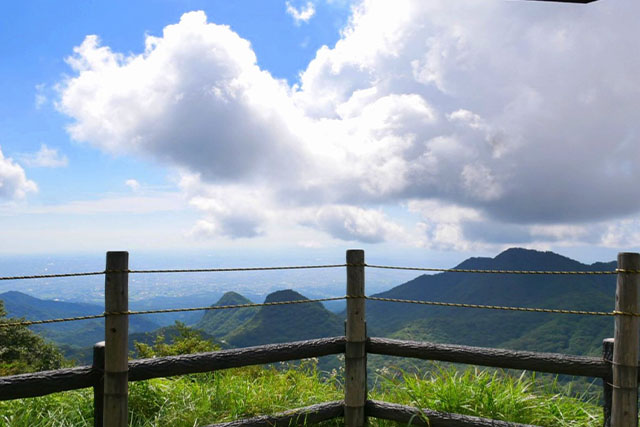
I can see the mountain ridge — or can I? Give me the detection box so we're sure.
[365,247,615,354]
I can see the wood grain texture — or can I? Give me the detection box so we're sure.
[0,338,345,400]
[366,400,539,427]
[611,253,640,427]
[128,336,345,381]
[346,249,365,341]
[104,251,129,427]
[93,341,105,427]
[0,366,98,400]
[345,249,367,427]
[602,338,613,427]
[203,400,344,426]
[368,337,610,379]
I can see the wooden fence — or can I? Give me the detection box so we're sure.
[0,250,639,427]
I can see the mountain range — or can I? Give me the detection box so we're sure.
[365,248,615,355]
[0,248,619,363]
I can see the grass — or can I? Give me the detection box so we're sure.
[372,364,601,426]
[0,361,602,426]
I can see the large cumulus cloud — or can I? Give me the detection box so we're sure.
[57,2,640,248]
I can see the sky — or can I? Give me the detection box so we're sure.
[1,0,639,266]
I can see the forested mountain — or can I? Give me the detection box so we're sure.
[194,291,258,338]
[0,248,620,364]
[0,291,159,360]
[365,248,616,355]
[224,289,343,347]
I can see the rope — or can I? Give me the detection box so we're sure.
[0,314,106,327]
[365,264,621,275]
[107,296,347,316]
[0,271,105,281]
[3,293,640,328]
[127,264,347,274]
[364,296,640,317]
[0,297,347,328]
[0,264,347,281]
[6,264,640,282]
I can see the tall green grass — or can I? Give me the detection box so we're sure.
[372,364,601,426]
[0,361,602,426]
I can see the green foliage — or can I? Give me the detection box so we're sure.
[0,291,159,360]
[0,300,66,375]
[224,290,343,347]
[0,360,342,426]
[194,292,258,338]
[373,365,601,426]
[133,321,219,359]
[366,248,616,357]
[0,360,602,426]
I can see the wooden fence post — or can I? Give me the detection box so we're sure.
[345,249,367,427]
[611,252,640,427]
[602,338,613,427]
[93,341,105,427]
[104,252,129,427]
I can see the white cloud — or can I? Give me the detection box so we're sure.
[0,147,37,200]
[56,4,640,249]
[181,173,268,238]
[125,179,141,192]
[286,1,316,24]
[312,205,405,243]
[20,144,69,168]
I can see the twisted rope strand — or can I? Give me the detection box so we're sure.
[0,271,105,281]
[0,313,106,327]
[365,264,623,275]
[127,264,347,274]
[0,264,348,281]
[365,296,640,317]
[5,264,640,282]
[0,296,348,328]
[107,296,348,316]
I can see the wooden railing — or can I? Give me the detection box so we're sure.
[0,249,638,427]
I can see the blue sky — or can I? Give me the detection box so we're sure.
[1,0,639,265]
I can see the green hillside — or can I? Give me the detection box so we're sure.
[0,291,159,361]
[366,248,615,355]
[128,322,223,355]
[225,289,343,347]
[194,291,258,339]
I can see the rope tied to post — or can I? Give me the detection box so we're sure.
[6,263,640,282]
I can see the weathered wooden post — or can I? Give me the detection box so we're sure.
[345,249,367,427]
[602,338,613,427]
[611,252,640,427]
[104,252,129,427]
[93,341,105,427]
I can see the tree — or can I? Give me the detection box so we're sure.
[0,300,66,375]
[133,321,219,358]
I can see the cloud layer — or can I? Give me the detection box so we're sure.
[20,144,69,168]
[57,2,640,249]
[0,147,37,200]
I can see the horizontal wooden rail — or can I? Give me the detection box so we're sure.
[0,366,98,400]
[205,400,344,426]
[366,400,539,427]
[0,337,345,402]
[129,336,345,382]
[368,337,610,379]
